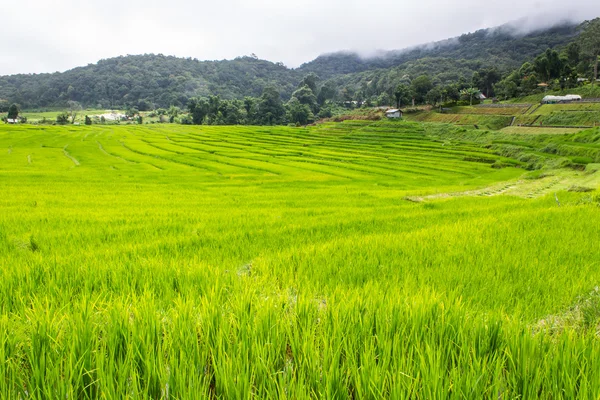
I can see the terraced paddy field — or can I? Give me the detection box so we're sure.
[1,121,600,398]
[409,102,600,131]
[500,126,585,135]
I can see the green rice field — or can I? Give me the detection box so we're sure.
[1,121,600,398]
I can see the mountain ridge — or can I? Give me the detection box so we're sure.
[0,19,585,109]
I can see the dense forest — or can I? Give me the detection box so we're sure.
[0,56,299,110]
[297,23,580,78]
[0,20,589,111]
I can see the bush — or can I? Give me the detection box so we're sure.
[56,113,69,125]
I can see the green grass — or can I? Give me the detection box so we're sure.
[534,103,600,115]
[414,102,600,132]
[451,106,531,115]
[405,112,512,130]
[501,126,584,135]
[1,122,600,398]
[506,84,600,104]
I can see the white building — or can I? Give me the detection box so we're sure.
[385,109,402,118]
[5,119,18,124]
[541,95,582,104]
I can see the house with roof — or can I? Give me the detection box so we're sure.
[385,109,402,119]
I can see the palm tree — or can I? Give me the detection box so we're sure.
[460,88,480,106]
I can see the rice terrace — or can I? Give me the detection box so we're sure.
[2,5,600,399]
[0,119,599,398]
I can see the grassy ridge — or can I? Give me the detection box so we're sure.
[408,102,600,132]
[405,113,513,130]
[1,122,600,398]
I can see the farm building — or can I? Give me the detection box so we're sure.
[541,95,582,104]
[5,119,18,124]
[476,93,487,100]
[385,109,402,119]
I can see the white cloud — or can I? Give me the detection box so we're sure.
[1,0,599,75]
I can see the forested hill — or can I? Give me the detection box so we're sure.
[297,23,580,78]
[0,55,300,110]
[0,21,583,109]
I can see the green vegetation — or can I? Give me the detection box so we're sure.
[1,121,599,397]
[406,112,513,130]
[405,101,600,134]
[0,20,589,112]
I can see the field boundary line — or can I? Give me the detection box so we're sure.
[62,145,80,166]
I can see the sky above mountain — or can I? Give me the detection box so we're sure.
[1,0,599,76]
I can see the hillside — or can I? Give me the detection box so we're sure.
[0,20,584,110]
[298,22,580,79]
[0,55,300,110]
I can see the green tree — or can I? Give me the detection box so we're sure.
[187,98,209,125]
[56,113,69,125]
[394,83,411,108]
[287,98,313,125]
[243,97,256,124]
[84,115,92,125]
[7,103,19,120]
[460,87,480,106]
[318,102,335,118]
[534,49,562,83]
[442,84,461,103]
[579,18,600,87]
[563,42,581,67]
[126,107,139,118]
[425,87,442,105]
[410,75,433,104]
[207,95,221,124]
[167,106,180,123]
[0,100,10,113]
[221,100,244,125]
[317,82,336,106]
[299,73,319,94]
[478,67,501,97]
[291,85,318,113]
[257,86,285,125]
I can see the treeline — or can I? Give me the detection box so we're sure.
[1,19,598,121]
[0,20,586,112]
[299,23,580,78]
[495,19,600,99]
[330,18,600,107]
[0,55,298,110]
[186,74,337,126]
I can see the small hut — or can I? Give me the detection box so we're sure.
[385,109,402,119]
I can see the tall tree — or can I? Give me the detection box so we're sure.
[425,87,442,105]
[460,87,480,106]
[299,73,320,94]
[317,82,336,106]
[67,100,82,124]
[394,83,411,108]
[479,67,501,97]
[257,86,286,125]
[287,98,313,125]
[7,103,19,120]
[187,97,209,125]
[410,75,433,104]
[291,85,318,113]
[579,18,600,87]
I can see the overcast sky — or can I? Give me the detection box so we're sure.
[1,0,599,76]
